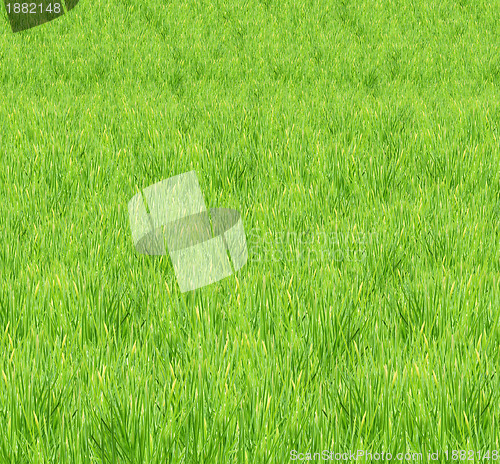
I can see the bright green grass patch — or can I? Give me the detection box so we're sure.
[1,0,500,462]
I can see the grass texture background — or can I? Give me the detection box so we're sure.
[1,0,500,461]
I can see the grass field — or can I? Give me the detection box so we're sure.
[1,0,500,462]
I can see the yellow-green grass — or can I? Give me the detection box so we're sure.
[1,0,500,462]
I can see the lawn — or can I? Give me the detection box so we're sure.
[1,0,500,462]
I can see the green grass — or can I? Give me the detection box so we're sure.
[1,0,500,461]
